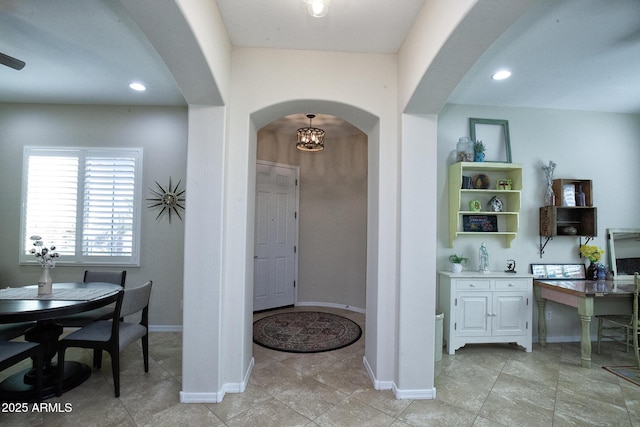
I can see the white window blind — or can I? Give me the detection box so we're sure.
[82,155,136,257]
[21,147,142,266]
[24,154,79,256]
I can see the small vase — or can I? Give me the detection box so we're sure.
[38,267,53,295]
[586,262,598,281]
[597,264,607,280]
[474,152,485,162]
[451,263,463,273]
[544,186,555,206]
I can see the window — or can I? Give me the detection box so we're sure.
[20,147,142,266]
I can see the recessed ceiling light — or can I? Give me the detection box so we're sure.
[129,82,146,91]
[491,70,511,81]
[305,0,330,18]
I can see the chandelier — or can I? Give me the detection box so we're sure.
[296,114,325,152]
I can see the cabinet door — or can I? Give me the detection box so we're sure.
[492,292,528,336]
[455,293,491,337]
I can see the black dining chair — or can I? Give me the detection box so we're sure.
[56,280,152,398]
[596,272,640,369]
[0,322,36,340]
[0,341,43,402]
[55,270,126,328]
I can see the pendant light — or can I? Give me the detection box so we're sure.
[296,114,325,152]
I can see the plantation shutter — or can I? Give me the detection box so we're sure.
[22,147,142,266]
[24,154,79,256]
[82,155,136,257]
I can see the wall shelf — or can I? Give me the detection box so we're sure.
[538,179,597,257]
[449,162,522,248]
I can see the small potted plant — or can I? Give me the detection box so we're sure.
[449,254,469,273]
[473,140,485,162]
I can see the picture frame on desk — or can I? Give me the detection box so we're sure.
[462,215,498,232]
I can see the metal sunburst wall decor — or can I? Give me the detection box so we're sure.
[147,177,185,223]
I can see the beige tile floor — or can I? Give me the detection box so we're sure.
[1,306,640,426]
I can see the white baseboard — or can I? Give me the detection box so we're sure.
[393,384,436,400]
[179,357,253,403]
[295,301,366,314]
[362,356,435,400]
[362,356,394,391]
[149,325,182,332]
[179,390,224,403]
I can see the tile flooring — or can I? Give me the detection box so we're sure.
[1,306,639,426]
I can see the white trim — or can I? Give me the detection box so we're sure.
[363,356,393,390]
[364,355,436,400]
[149,325,183,333]
[180,391,224,403]
[392,384,436,400]
[179,357,254,403]
[295,301,366,314]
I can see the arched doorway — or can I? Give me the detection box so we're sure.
[255,113,368,312]
[249,101,381,371]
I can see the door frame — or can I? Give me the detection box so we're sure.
[254,159,300,310]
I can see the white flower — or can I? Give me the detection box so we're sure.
[30,237,60,268]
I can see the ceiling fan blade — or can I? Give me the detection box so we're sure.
[0,52,26,70]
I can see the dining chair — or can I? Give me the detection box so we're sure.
[0,341,43,402]
[55,270,126,327]
[596,272,640,368]
[0,321,36,340]
[56,280,152,398]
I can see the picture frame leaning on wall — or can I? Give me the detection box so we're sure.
[469,118,512,163]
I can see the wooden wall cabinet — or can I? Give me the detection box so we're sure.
[538,179,597,257]
[449,162,523,247]
[438,271,533,355]
[539,206,597,237]
[552,179,592,207]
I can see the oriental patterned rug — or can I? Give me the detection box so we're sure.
[603,366,640,387]
[253,311,362,353]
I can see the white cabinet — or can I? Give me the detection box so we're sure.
[438,271,532,355]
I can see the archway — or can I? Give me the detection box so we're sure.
[249,100,381,376]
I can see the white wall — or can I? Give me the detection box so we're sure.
[437,103,640,339]
[0,103,188,328]
[225,47,399,393]
[257,127,368,310]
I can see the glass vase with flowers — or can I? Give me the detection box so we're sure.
[579,244,604,280]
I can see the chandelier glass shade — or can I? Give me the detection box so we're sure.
[296,114,325,152]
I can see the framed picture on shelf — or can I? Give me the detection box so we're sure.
[469,118,512,163]
[462,215,498,232]
[562,184,576,206]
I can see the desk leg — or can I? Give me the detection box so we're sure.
[533,286,547,346]
[577,297,594,368]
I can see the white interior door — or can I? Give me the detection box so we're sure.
[254,161,298,311]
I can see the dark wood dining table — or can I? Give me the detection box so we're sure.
[0,282,122,401]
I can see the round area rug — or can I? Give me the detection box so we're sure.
[253,311,362,353]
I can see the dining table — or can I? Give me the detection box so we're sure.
[0,282,122,401]
[533,279,634,368]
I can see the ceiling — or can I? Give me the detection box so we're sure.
[1,0,639,125]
